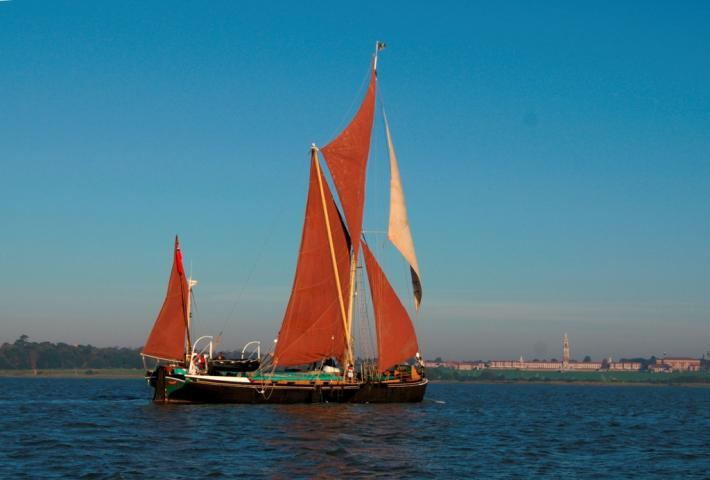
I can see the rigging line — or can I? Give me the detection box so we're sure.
[254,362,277,400]
[357,259,375,365]
[363,95,383,251]
[190,289,199,324]
[372,100,382,230]
[377,75,393,240]
[376,76,389,122]
[175,246,191,357]
[363,267,376,364]
[218,202,287,337]
[327,63,372,142]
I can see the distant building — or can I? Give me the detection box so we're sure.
[489,360,565,370]
[424,360,485,371]
[567,361,603,371]
[651,357,701,372]
[562,333,570,367]
[648,363,669,373]
[608,362,642,371]
[427,342,693,374]
[486,334,647,372]
[489,360,525,369]
[457,361,485,371]
[491,334,586,370]
[424,360,449,369]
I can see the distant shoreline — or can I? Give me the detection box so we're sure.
[3,369,709,388]
[426,366,710,385]
[0,369,145,378]
[429,379,710,388]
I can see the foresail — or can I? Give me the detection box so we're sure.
[384,111,422,309]
[143,236,190,362]
[362,241,419,372]
[274,155,352,367]
[321,64,376,256]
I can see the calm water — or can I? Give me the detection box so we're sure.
[0,379,708,479]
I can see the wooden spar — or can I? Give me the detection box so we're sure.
[344,245,358,367]
[373,40,385,72]
[181,250,192,365]
[185,276,192,360]
[185,277,198,363]
[311,145,351,366]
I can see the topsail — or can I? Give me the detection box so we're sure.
[384,111,422,310]
[321,64,377,257]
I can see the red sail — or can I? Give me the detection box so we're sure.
[274,156,351,367]
[321,64,376,255]
[362,241,419,372]
[143,236,190,362]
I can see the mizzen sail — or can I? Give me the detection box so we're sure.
[274,154,352,367]
[362,241,419,372]
[143,236,190,362]
[321,64,376,256]
[384,111,422,309]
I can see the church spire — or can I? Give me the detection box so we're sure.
[562,333,570,367]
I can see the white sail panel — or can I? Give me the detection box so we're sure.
[385,111,422,309]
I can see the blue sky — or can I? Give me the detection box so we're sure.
[1,1,708,360]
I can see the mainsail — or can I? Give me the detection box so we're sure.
[143,236,190,361]
[362,241,419,372]
[384,111,422,310]
[321,64,376,256]
[274,153,352,367]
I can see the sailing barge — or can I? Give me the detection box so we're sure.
[142,44,427,403]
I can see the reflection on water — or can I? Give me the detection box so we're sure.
[0,378,709,479]
[266,403,426,477]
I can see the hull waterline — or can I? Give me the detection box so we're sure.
[150,367,427,404]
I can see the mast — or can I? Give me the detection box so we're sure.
[341,42,385,367]
[312,145,351,365]
[185,276,198,359]
[344,251,357,367]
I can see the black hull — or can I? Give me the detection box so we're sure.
[151,368,427,404]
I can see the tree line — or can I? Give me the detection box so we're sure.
[0,335,143,370]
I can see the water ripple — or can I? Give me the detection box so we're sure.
[0,379,709,478]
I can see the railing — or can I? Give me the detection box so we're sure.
[188,336,214,374]
[241,340,261,361]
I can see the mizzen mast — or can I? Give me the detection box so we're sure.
[185,275,198,359]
